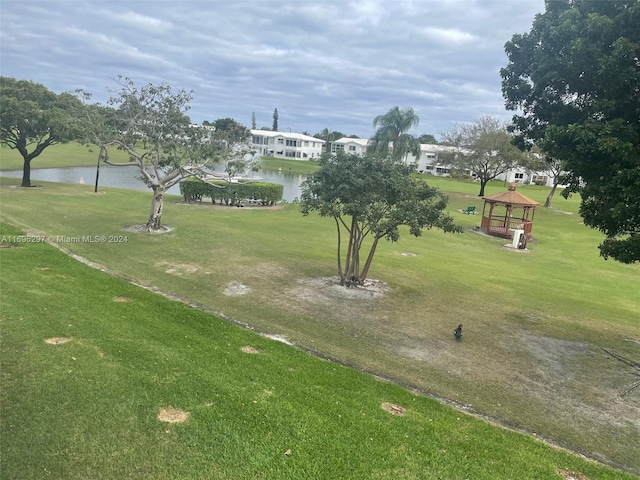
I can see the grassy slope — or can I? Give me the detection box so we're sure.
[1,221,635,480]
[0,174,638,474]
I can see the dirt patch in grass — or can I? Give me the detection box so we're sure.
[45,337,71,345]
[224,281,251,296]
[381,402,407,415]
[113,296,132,302]
[123,224,174,234]
[160,261,200,276]
[241,346,259,354]
[157,407,189,423]
[557,470,589,480]
[288,277,388,304]
[271,277,389,327]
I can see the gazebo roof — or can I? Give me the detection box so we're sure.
[482,184,539,206]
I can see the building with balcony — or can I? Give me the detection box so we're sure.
[250,130,325,160]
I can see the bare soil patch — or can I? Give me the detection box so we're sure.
[157,407,189,423]
[381,402,407,415]
[288,277,388,304]
[558,470,589,480]
[45,337,71,345]
[241,346,259,354]
[113,296,132,302]
[123,224,174,234]
[157,261,201,276]
[224,281,251,296]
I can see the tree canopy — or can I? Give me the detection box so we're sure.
[80,77,220,230]
[418,134,438,145]
[368,107,421,162]
[0,77,79,187]
[501,0,640,263]
[441,116,525,196]
[207,117,255,179]
[300,151,462,287]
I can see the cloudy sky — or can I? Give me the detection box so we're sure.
[1,1,544,139]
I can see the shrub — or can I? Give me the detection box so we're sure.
[179,178,284,206]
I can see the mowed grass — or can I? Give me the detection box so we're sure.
[0,143,136,171]
[0,143,320,173]
[1,166,639,475]
[0,222,635,480]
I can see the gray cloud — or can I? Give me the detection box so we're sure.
[1,0,543,139]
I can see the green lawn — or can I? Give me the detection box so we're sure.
[1,221,636,479]
[0,144,319,175]
[0,172,638,476]
[0,143,126,171]
[259,156,320,174]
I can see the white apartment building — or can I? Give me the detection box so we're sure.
[330,137,370,156]
[250,130,325,160]
[300,133,563,188]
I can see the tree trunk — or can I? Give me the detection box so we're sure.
[341,217,363,287]
[147,188,165,230]
[544,181,558,208]
[478,178,488,196]
[21,158,32,187]
[335,217,344,281]
[359,236,380,283]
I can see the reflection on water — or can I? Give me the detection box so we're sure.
[0,165,307,202]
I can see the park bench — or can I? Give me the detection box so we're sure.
[462,206,476,215]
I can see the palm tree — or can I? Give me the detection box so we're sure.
[368,107,421,163]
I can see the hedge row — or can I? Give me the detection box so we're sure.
[179,178,284,206]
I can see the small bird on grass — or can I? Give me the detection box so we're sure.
[454,324,463,340]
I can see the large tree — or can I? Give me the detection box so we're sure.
[314,128,346,153]
[418,134,438,145]
[501,0,640,263]
[208,117,256,179]
[82,77,219,231]
[368,107,421,163]
[520,148,567,208]
[441,116,525,196]
[272,108,278,131]
[0,77,79,187]
[300,151,462,287]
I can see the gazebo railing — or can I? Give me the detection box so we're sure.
[481,216,533,238]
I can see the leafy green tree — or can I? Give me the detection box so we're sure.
[368,107,421,163]
[441,116,525,196]
[84,77,219,231]
[300,151,462,287]
[209,117,255,179]
[501,0,640,263]
[519,147,567,208]
[314,128,346,152]
[0,77,79,187]
[418,134,438,144]
[272,108,278,131]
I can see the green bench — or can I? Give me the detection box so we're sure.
[462,206,476,215]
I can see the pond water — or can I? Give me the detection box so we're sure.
[0,165,308,202]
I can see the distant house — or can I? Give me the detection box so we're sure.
[250,130,325,160]
[405,144,473,177]
[329,137,369,156]
[496,169,561,188]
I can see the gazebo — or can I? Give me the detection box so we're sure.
[480,183,539,240]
